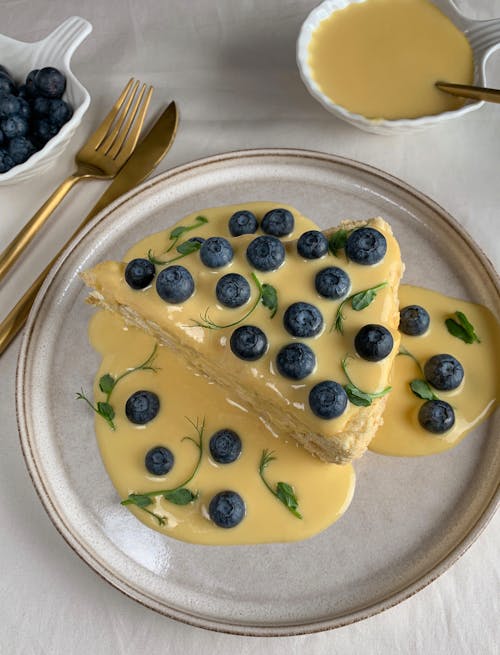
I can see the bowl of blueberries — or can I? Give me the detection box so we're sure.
[0,16,92,184]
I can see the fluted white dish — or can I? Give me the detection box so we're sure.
[0,16,92,184]
[297,0,500,134]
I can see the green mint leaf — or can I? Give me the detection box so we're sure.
[445,311,480,344]
[410,379,439,401]
[97,401,115,421]
[176,240,202,256]
[99,373,115,395]
[445,318,472,344]
[455,311,480,343]
[163,488,197,505]
[276,482,302,519]
[344,383,372,407]
[261,283,278,318]
[351,289,376,311]
[126,493,152,508]
[329,229,349,257]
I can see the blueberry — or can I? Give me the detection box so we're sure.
[309,381,348,419]
[48,98,73,127]
[297,230,328,259]
[8,136,36,164]
[145,446,174,475]
[1,115,29,139]
[283,302,323,338]
[228,209,258,236]
[355,324,394,361]
[261,208,294,237]
[418,400,455,434]
[17,84,29,99]
[125,390,160,425]
[125,258,155,289]
[0,129,3,147]
[276,342,316,380]
[187,236,205,244]
[246,235,285,271]
[34,67,66,99]
[33,96,50,116]
[399,305,430,336]
[32,118,59,146]
[0,148,14,173]
[0,94,21,118]
[0,75,16,96]
[315,266,350,300]
[199,236,233,268]
[424,354,464,391]
[208,490,246,528]
[230,325,268,360]
[345,227,387,265]
[216,273,250,308]
[25,69,39,94]
[0,66,13,80]
[17,97,31,120]
[209,428,242,463]
[156,265,194,303]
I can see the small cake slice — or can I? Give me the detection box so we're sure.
[82,202,403,464]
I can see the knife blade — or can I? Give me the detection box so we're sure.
[0,101,179,356]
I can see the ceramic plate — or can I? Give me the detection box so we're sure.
[17,149,499,636]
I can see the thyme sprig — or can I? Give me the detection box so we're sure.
[147,238,202,266]
[332,281,388,333]
[192,272,278,330]
[121,417,205,526]
[398,346,439,401]
[76,344,159,430]
[166,215,208,253]
[341,354,392,407]
[258,450,302,519]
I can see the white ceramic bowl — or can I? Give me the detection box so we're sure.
[0,16,92,184]
[297,0,500,134]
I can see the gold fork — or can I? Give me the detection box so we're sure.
[0,78,153,283]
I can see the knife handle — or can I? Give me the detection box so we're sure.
[0,262,51,355]
[0,204,94,356]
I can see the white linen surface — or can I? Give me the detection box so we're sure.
[0,1,499,653]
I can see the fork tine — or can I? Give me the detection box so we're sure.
[99,79,140,153]
[106,83,147,159]
[89,78,135,150]
[108,85,153,162]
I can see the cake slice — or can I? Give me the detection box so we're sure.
[82,202,403,464]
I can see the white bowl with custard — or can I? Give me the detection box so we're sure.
[297,0,500,134]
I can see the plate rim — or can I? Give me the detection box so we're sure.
[15,147,500,637]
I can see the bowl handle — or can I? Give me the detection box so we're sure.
[36,16,92,62]
[466,18,500,63]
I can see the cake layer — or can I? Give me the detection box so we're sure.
[82,202,403,463]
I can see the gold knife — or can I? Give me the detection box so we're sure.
[0,101,179,356]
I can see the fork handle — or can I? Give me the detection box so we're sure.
[0,173,81,284]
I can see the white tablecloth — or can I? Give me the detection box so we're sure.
[1,1,499,652]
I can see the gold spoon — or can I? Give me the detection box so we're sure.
[436,81,500,104]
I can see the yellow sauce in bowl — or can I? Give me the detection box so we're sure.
[307,0,474,120]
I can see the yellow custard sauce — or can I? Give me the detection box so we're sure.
[84,202,498,545]
[307,0,474,119]
[89,311,355,545]
[370,285,500,456]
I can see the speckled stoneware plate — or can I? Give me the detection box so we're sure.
[17,149,499,636]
